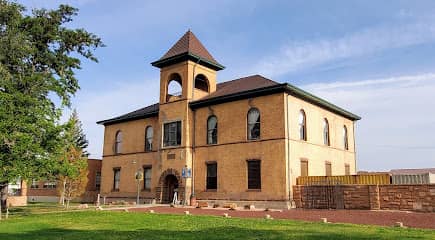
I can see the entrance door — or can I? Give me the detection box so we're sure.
[163,175,179,203]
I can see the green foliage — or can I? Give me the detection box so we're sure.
[0,211,434,239]
[57,147,88,207]
[0,0,103,183]
[64,109,89,156]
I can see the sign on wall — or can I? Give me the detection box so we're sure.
[182,167,191,178]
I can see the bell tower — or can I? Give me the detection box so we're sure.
[151,30,225,104]
[150,30,224,204]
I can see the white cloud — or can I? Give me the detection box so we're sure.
[253,22,435,77]
[302,73,435,171]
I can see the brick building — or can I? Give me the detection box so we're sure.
[27,158,102,203]
[97,31,361,208]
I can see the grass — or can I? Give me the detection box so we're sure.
[0,211,434,240]
[6,202,89,216]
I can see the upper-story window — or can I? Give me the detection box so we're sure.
[194,74,209,92]
[163,121,181,147]
[343,125,349,150]
[207,115,218,144]
[299,110,307,141]
[115,131,122,154]
[323,118,330,146]
[247,108,260,140]
[145,126,153,152]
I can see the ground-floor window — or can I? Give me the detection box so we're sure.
[345,164,350,175]
[247,160,261,190]
[43,181,56,189]
[95,171,101,190]
[300,159,309,177]
[325,162,332,176]
[30,179,39,189]
[206,162,217,190]
[113,168,121,191]
[143,166,152,190]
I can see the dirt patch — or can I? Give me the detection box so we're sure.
[129,206,435,229]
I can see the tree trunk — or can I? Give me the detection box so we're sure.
[59,179,66,206]
[0,183,8,214]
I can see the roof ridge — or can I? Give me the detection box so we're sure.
[217,74,279,86]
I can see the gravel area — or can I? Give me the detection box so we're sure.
[129,206,435,229]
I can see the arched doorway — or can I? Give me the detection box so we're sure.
[163,174,179,203]
[156,168,184,204]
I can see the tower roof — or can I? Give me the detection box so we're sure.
[151,30,224,71]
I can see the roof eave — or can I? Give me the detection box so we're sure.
[96,111,159,126]
[283,83,361,121]
[190,84,286,109]
[190,83,361,121]
[151,52,225,71]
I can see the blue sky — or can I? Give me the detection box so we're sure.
[20,0,435,171]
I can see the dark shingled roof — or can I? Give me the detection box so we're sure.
[151,30,224,70]
[204,75,280,100]
[96,103,159,125]
[97,74,361,125]
[161,30,217,63]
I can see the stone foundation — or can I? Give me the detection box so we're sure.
[293,184,435,212]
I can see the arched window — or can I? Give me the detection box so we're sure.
[299,110,307,141]
[343,125,349,150]
[166,73,182,101]
[194,74,209,92]
[247,108,261,140]
[145,126,153,152]
[115,131,122,154]
[207,115,217,144]
[323,118,330,146]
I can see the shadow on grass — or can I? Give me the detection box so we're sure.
[0,226,405,240]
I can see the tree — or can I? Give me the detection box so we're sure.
[57,110,89,206]
[69,109,89,156]
[0,1,103,211]
[57,147,88,208]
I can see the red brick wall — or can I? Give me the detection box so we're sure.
[293,184,435,212]
[27,159,102,200]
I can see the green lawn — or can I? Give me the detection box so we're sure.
[6,202,87,216]
[0,211,433,240]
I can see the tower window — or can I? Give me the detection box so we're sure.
[166,73,182,101]
[163,121,182,147]
[194,74,209,92]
